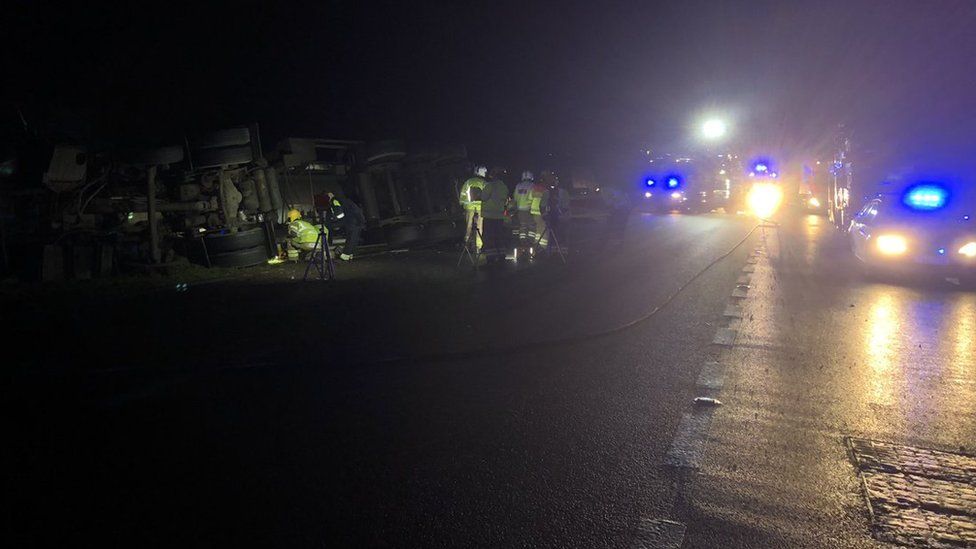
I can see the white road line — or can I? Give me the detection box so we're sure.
[665,411,714,468]
[633,518,687,548]
[712,327,737,346]
[696,361,725,391]
[723,304,743,318]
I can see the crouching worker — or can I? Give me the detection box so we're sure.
[287,209,328,255]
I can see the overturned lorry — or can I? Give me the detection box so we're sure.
[0,119,471,281]
[271,137,469,249]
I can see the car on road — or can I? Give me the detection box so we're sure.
[849,183,976,279]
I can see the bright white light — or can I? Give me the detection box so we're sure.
[670,191,683,200]
[746,183,783,219]
[644,191,653,199]
[808,197,821,208]
[877,234,908,256]
[702,119,727,140]
[959,242,976,258]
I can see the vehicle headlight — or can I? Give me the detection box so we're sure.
[876,234,908,256]
[671,191,683,200]
[808,197,821,208]
[747,183,783,219]
[644,191,653,199]
[959,241,976,258]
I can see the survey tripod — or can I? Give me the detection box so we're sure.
[456,212,485,269]
[536,215,567,264]
[303,215,336,281]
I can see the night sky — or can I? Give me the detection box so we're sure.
[5,0,976,177]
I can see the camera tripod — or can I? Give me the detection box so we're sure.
[303,223,336,281]
[536,220,567,264]
[457,212,484,269]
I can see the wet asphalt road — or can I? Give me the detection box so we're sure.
[10,212,975,547]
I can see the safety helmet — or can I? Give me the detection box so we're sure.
[474,165,487,177]
[286,209,302,223]
[521,170,534,181]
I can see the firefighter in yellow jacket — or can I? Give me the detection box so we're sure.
[459,165,487,250]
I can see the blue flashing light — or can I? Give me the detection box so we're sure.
[645,178,656,187]
[965,215,971,221]
[903,184,948,211]
[666,176,680,188]
[754,163,768,173]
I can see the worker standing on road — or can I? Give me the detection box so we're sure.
[530,172,549,251]
[459,165,487,251]
[480,167,510,263]
[513,170,536,247]
[326,192,366,261]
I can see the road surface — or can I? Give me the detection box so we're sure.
[10,212,975,547]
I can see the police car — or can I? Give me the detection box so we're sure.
[849,182,976,279]
[642,174,693,213]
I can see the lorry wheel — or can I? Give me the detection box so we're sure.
[189,128,252,149]
[365,140,406,165]
[191,146,254,168]
[203,226,268,254]
[209,245,270,268]
[386,223,422,248]
[424,221,460,242]
[124,145,185,166]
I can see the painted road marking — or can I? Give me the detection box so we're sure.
[633,518,686,548]
[723,304,743,318]
[696,361,725,391]
[665,411,715,468]
[712,327,737,346]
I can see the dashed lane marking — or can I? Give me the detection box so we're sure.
[723,304,743,318]
[665,410,715,469]
[633,518,687,548]
[712,327,737,346]
[696,361,725,391]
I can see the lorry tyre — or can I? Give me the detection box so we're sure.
[190,128,252,149]
[425,220,460,242]
[209,245,270,268]
[192,146,254,168]
[385,223,422,248]
[366,140,406,165]
[203,226,267,254]
[125,145,184,166]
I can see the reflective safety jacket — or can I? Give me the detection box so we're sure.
[529,182,547,215]
[459,176,486,211]
[288,219,328,251]
[480,178,510,220]
[328,197,346,221]
[513,180,535,211]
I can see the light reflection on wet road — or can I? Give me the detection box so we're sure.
[686,211,976,548]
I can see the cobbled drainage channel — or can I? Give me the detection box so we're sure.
[847,437,976,548]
